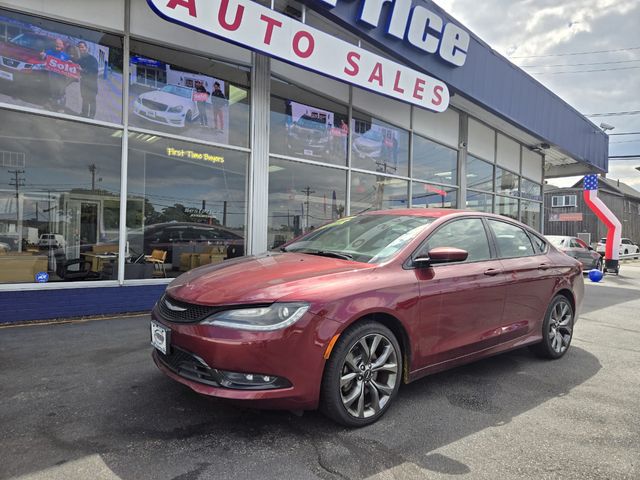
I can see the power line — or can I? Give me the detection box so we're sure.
[529,65,640,75]
[519,59,640,68]
[510,45,640,59]
[584,110,640,118]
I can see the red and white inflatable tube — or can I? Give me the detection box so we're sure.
[583,189,622,261]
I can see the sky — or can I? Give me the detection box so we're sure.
[433,0,640,190]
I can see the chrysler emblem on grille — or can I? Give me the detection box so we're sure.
[165,299,187,312]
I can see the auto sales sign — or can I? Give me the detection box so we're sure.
[147,0,450,112]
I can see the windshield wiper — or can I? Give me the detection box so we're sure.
[305,250,353,260]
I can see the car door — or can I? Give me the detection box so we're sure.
[414,217,507,368]
[569,237,591,267]
[487,219,556,344]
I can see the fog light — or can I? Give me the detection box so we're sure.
[217,370,291,390]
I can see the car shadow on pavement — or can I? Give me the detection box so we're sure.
[0,319,601,480]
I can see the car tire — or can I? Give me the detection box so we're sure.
[624,249,628,255]
[320,321,402,427]
[595,258,603,271]
[186,111,193,123]
[530,295,574,360]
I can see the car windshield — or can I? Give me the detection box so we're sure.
[161,85,192,98]
[283,214,435,264]
[546,236,566,247]
[362,129,384,142]
[10,33,55,51]
[296,116,326,130]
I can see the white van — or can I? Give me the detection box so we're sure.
[38,234,66,249]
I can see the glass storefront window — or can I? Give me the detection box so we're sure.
[412,134,457,185]
[521,201,542,230]
[126,135,247,279]
[351,172,408,214]
[268,158,346,249]
[351,113,409,177]
[0,110,121,284]
[467,190,493,212]
[412,182,457,209]
[129,41,251,148]
[0,8,123,123]
[521,178,542,202]
[497,195,519,220]
[467,155,494,192]
[270,78,349,166]
[496,167,520,196]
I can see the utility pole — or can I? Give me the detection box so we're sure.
[8,169,25,251]
[302,186,315,232]
[88,163,97,191]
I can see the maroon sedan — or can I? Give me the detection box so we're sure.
[151,209,583,426]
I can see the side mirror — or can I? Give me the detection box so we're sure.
[414,247,469,267]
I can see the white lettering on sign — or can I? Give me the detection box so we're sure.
[317,0,470,67]
[148,0,449,112]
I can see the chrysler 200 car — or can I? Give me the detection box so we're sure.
[150,209,583,426]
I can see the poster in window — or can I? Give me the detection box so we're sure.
[129,55,230,145]
[0,9,123,122]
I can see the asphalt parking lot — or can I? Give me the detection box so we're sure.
[1,265,639,480]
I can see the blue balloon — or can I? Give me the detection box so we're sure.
[588,269,604,282]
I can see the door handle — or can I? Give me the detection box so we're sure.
[538,263,550,270]
[484,268,501,276]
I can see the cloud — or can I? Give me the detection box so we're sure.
[434,0,640,173]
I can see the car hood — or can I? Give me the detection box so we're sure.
[166,252,376,306]
[1,41,43,63]
[139,90,190,106]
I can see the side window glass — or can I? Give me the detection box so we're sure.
[569,239,580,248]
[488,220,535,258]
[421,219,491,262]
[530,234,547,253]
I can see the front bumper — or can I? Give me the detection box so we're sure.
[150,306,341,410]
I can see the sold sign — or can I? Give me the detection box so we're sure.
[44,56,80,80]
[147,0,450,113]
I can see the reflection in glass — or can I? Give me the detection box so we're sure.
[466,190,493,212]
[270,78,349,165]
[0,110,121,283]
[0,8,123,123]
[496,195,519,220]
[521,178,542,201]
[268,158,346,249]
[129,41,251,147]
[351,172,408,214]
[466,155,494,191]
[127,135,247,279]
[496,167,519,196]
[411,182,457,209]
[351,113,409,177]
[521,200,542,230]
[412,135,457,185]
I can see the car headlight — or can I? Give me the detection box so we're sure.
[201,303,309,331]
[168,105,184,113]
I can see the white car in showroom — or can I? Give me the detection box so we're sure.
[596,237,640,257]
[133,84,200,128]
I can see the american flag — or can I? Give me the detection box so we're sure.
[584,174,598,191]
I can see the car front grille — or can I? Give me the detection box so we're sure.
[156,293,222,323]
[141,99,167,111]
[156,346,221,387]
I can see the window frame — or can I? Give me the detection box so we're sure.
[406,215,497,268]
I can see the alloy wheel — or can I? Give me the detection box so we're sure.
[339,333,399,419]
[548,299,573,355]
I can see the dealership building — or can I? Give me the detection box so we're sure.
[0,0,608,323]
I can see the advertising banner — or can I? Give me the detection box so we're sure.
[147,0,450,113]
[0,10,123,122]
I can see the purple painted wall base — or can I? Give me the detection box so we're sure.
[0,285,167,324]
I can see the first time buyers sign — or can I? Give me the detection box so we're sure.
[147,0,450,112]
